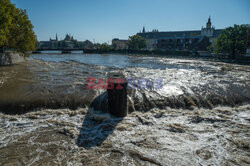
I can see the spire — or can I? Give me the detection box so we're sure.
[206,16,211,29]
[65,34,71,41]
[56,33,58,41]
[142,26,145,33]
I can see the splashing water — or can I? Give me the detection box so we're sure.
[0,54,249,165]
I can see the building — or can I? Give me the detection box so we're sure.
[79,40,94,49]
[137,17,223,51]
[48,34,58,48]
[38,34,93,50]
[112,38,128,49]
[64,34,75,41]
[39,34,59,49]
[50,34,58,42]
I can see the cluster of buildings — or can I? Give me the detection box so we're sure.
[37,34,94,50]
[112,17,223,51]
[37,17,250,55]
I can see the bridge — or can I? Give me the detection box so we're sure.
[34,48,84,54]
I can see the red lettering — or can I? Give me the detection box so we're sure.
[106,79,114,89]
[96,79,106,89]
[115,79,124,89]
[86,77,96,89]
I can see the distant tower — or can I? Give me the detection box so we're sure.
[56,33,58,41]
[64,34,71,41]
[142,26,146,33]
[201,16,215,37]
[206,16,212,29]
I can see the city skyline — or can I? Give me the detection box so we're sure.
[11,0,250,43]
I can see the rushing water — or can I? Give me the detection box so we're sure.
[1,53,249,113]
[30,53,172,69]
[0,53,249,165]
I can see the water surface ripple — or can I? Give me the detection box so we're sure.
[0,54,249,113]
[0,54,250,165]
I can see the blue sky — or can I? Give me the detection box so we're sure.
[11,0,249,43]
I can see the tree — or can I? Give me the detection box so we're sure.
[99,43,111,52]
[127,35,147,50]
[35,41,40,48]
[214,24,247,59]
[194,36,210,51]
[0,0,36,55]
[0,0,12,48]
[112,43,118,50]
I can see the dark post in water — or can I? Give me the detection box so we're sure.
[107,72,128,117]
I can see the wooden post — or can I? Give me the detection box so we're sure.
[107,72,128,117]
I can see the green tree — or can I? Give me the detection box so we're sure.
[0,0,13,48]
[0,0,36,55]
[214,24,247,59]
[35,41,40,48]
[112,43,118,50]
[127,35,147,50]
[99,43,111,52]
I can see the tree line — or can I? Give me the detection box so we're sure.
[214,24,248,59]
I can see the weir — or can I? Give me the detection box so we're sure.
[1,54,249,115]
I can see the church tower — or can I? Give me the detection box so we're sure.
[201,16,215,37]
[206,16,212,29]
[56,33,58,41]
[142,26,146,33]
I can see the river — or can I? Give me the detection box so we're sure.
[0,53,249,165]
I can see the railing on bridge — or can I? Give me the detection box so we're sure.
[34,48,85,54]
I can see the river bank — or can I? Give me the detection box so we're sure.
[0,52,25,66]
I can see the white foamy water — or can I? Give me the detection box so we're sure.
[0,105,249,165]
